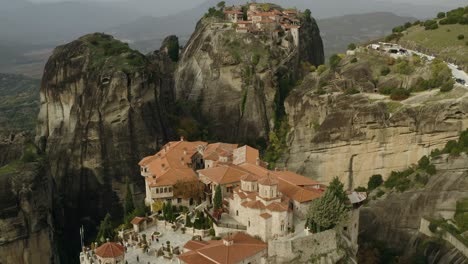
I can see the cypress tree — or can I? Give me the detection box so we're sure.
[124,177,135,217]
[214,185,222,210]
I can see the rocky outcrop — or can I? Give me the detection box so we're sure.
[0,132,30,167]
[35,33,173,262]
[281,88,468,188]
[174,16,324,143]
[359,154,468,263]
[0,162,56,264]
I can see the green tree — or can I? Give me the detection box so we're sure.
[307,188,348,232]
[458,34,465,40]
[216,1,225,9]
[214,185,222,210]
[329,54,342,70]
[97,213,115,243]
[437,12,446,19]
[328,177,348,203]
[367,174,383,191]
[185,214,192,227]
[347,43,356,50]
[124,178,135,218]
[303,9,312,22]
[166,37,180,62]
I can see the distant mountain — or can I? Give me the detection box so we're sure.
[318,12,417,59]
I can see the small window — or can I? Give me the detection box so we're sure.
[168,187,172,192]
[248,220,250,227]
[156,189,159,194]
[343,226,348,231]
[177,198,182,203]
[164,187,167,193]
[236,210,239,216]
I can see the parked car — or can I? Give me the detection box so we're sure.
[455,78,466,85]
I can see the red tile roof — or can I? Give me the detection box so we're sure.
[179,233,267,264]
[266,202,289,212]
[258,173,278,186]
[198,165,249,185]
[95,242,125,258]
[260,213,272,219]
[130,217,146,225]
[139,140,207,187]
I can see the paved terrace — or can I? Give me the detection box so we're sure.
[124,224,192,264]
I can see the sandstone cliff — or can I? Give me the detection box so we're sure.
[279,50,468,188]
[359,154,468,263]
[174,15,324,143]
[0,153,56,264]
[35,33,174,262]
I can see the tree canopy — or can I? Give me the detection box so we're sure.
[96,213,115,243]
[214,185,222,210]
[306,188,348,232]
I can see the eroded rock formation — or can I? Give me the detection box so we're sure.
[174,16,324,143]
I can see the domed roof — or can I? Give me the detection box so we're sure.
[95,242,125,258]
[258,173,278,186]
[241,173,257,182]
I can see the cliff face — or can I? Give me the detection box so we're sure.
[174,16,324,143]
[35,33,173,262]
[359,154,468,263]
[278,49,468,188]
[281,89,468,188]
[0,162,56,264]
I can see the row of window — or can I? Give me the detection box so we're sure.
[153,187,172,194]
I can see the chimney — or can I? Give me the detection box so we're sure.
[180,136,184,141]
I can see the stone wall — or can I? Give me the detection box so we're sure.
[268,229,342,263]
[419,218,468,258]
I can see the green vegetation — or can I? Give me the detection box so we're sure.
[367,174,383,191]
[380,66,391,76]
[347,43,357,51]
[390,88,410,101]
[317,65,328,75]
[423,20,438,30]
[96,213,116,242]
[214,185,222,210]
[0,142,41,175]
[350,58,358,63]
[454,198,468,233]
[458,34,465,40]
[166,37,180,62]
[398,18,468,68]
[193,211,211,230]
[0,73,40,133]
[123,178,135,221]
[382,154,438,192]
[394,59,414,75]
[81,33,147,73]
[306,178,348,233]
[431,129,468,156]
[384,168,414,192]
[204,2,225,19]
[329,54,342,70]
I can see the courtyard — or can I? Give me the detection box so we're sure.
[124,223,192,264]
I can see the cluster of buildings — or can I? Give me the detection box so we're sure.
[82,136,362,264]
[80,240,125,264]
[223,3,301,46]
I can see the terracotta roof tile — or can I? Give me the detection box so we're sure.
[260,213,272,219]
[95,242,125,258]
[179,233,267,264]
[198,165,248,185]
[258,173,278,186]
[266,202,288,212]
[130,217,146,225]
